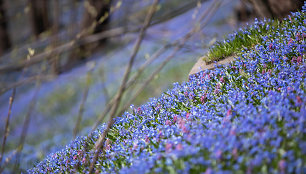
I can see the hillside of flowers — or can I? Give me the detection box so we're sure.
[28,6,306,174]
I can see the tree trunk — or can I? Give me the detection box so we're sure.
[246,0,303,20]
[248,0,274,19]
[51,0,60,74]
[62,0,111,73]
[28,0,51,38]
[268,0,303,19]
[0,0,11,57]
[69,0,78,38]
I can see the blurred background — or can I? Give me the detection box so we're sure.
[0,0,302,172]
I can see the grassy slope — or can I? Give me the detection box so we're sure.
[29,8,305,174]
[205,14,301,63]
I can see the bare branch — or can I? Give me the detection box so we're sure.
[0,75,54,96]
[119,45,183,116]
[91,43,172,131]
[73,68,93,138]
[13,69,43,171]
[0,89,16,169]
[0,150,17,173]
[88,0,160,173]
[0,0,207,74]
[91,0,222,131]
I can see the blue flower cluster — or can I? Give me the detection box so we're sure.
[29,7,305,174]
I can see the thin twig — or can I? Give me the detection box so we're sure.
[91,43,172,131]
[89,0,220,170]
[0,150,17,173]
[97,66,110,103]
[73,68,93,138]
[90,0,221,131]
[13,67,43,172]
[0,1,121,74]
[119,46,183,116]
[0,26,130,74]
[0,46,42,172]
[0,0,206,74]
[0,75,54,96]
[0,89,16,169]
[118,0,223,114]
[88,0,160,173]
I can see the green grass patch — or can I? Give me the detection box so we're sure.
[204,19,283,63]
